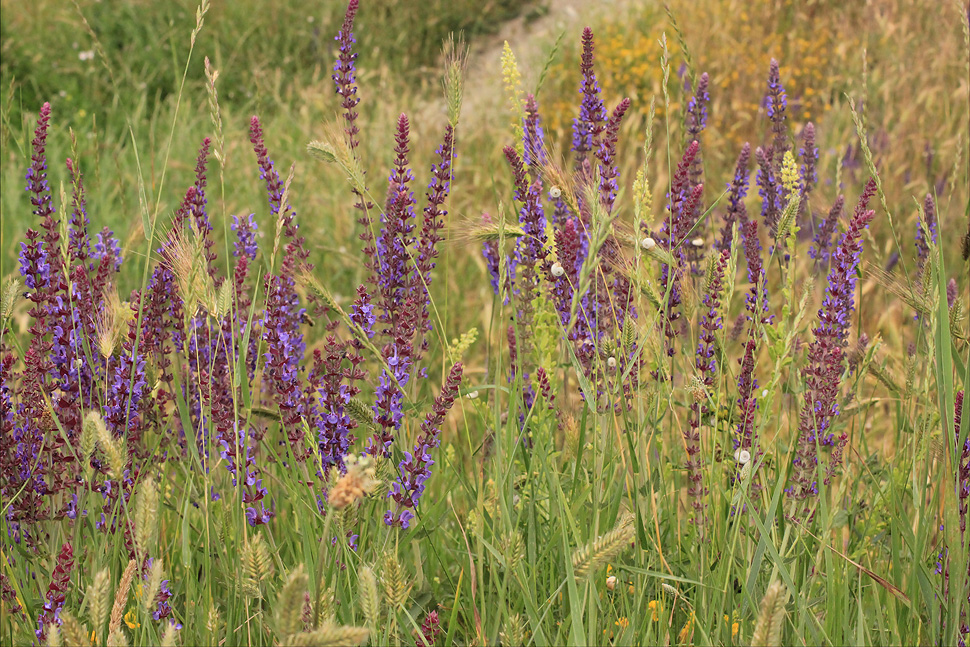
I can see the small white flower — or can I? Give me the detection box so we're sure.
[306,15,314,22]
[73,358,83,369]
[734,449,751,465]
[549,186,562,199]
[551,261,565,277]
[762,389,768,398]
[78,50,95,62]
[606,356,617,369]
[467,390,479,400]
[641,237,656,250]
[691,237,705,248]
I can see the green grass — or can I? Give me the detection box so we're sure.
[0,0,968,646]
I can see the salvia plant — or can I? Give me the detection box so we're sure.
[1,1,968,646]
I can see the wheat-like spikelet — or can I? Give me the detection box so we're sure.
[751,580,787,646]
[106,629,128,647]
[380,553,411,610]
[284,623,370,647]
[203,56,226,166]
[243,533,274,598]
[46,624,62,647]
[501,530,525,571]
[500,613,528,647]
[109,559,137,634]
[165,222,213,318]
[142,558,164,615]
[572,513,636,580]
[275,565,309,638]
[358,566,381,629]
[0,277,21,323]
[160,620,179,647]
[134,477,159,559]
[90,411,126,479]
[86,568,111,641]
[57,611,89,647]
[306,122,366,193]
[210,279,234,322]
[442,34,468,127]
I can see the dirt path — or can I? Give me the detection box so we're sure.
[459,0,633,119]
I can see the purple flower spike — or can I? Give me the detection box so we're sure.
[386,363,463,528]
[572,27,607,168]
[596,98,631,212]
[810,195,845,266]
[332,0,361,150]
[798,122,818,222]
[789,178,877,516]
[765,59,789,158]
[717,143,751,251]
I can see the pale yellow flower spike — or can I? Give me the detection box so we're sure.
[781,150,799,197]
[501,42,526,156]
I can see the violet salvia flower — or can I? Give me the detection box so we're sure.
[523,94,546,170]
[103,301,148,443]
[685,249,729,531]
[572,27,607,167]
[332,0,361,150]
[789,178,877,515]
[250,116,310,275]
[596,97,631,212]
[413,124,456,357]
[810,195,845,266]
[376,115,418,333]
[659,140,701,249]
[350,284,377,339]
[755,146,782,238]
[92,227,123,273]
[916,193,937,270]
[798,122,818,222]
[955,389,966,535]
[685,72,710,190]
[231,213,259,311]
[386,362,463,528]
[66,158,92,265]
[741,220,771,326]
[717,143,752,251]
[35,542,74,641]
[505,145,548,324]
[765,59,789,159]
[313,338,361,473]
[232,214,260,260]
[262,274,310,462]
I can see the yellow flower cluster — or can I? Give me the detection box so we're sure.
[540,0,863,148]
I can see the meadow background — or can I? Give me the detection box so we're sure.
[0,0,968,645]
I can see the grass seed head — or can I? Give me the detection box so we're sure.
[572,513,636,579]
[275,564,309,638]
[86,568,111,640]
[141,558,164,615]
[380,553,411,610]
[358,566,381,629]
[751,580,787,646]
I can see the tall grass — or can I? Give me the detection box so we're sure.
[0,1,968,646]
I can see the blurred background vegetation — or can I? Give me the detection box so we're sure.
[1,0,967,369]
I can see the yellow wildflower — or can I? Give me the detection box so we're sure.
[615,617,630,629]
[648,599,661,621]
[679,611,694,644]
[124,608,140,629]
